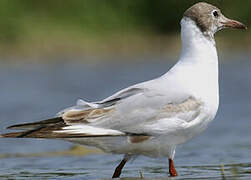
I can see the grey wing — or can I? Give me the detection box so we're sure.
[59,80,202,128]
[2,87,145,138]
[3,85,202,139]
[98,87,144,106]
[56,86,146,124]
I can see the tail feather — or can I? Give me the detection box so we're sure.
[1,121,126,139]
[1,117,65,138]
[0,128,126,139]
[1,132,28,138]
[1,117,148,139]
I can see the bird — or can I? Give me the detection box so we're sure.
[0,2,246,178]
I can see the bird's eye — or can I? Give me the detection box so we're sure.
[212,10,219,18]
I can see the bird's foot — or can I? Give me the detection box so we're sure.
[169,158,178,177]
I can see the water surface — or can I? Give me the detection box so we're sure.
[0,55,251,179]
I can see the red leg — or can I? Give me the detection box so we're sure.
[169,158,178,176]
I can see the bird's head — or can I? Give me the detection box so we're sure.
[183,2,247,36]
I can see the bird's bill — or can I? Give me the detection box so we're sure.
[220,17,247,30]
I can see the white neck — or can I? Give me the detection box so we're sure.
[162,17,219,108]
[179,17,217,64]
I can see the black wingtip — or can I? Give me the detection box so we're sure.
[6,124,25,129]
[6,123,37,130]
[6,117,63,130]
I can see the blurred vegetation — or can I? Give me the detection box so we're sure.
[0,0,249,59]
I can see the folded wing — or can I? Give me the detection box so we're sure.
[1,87,145,138]
[1,84,202,139]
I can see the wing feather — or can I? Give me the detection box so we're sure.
[62,107,114,124]
[6,117,63,130]
[2,78,202,139]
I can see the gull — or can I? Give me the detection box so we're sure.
[0,2,246,178]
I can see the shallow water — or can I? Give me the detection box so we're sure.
[0,54,251,179]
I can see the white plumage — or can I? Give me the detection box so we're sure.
[2,2,246,177]
[56,17,219,158]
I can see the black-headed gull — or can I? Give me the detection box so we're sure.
[1,2,246,178]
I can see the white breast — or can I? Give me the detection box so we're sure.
[160,17,220,142]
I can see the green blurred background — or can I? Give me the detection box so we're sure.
[0,2,251,179]
[0,0,249,60]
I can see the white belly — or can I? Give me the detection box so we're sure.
[65,102,218,158]
[65,94,219,158]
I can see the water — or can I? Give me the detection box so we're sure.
[0,54,251,179]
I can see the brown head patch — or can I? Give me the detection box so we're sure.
[183,2,220,32]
